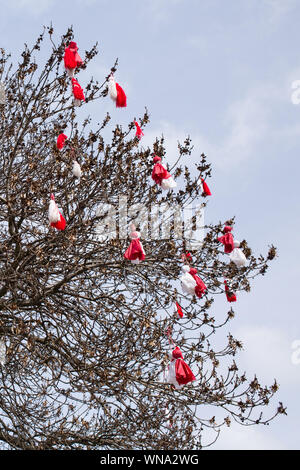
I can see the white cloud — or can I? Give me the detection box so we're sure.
[141,75,298,173]
[139,93,266,172]
[213,89,270,167]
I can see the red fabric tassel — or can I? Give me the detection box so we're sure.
[64,48,77,69]
[189,268,207,298]
[51,215,66,231]
[124,239,145,262]
[124,225,145,262]
[124,227,145,263]
[175,302,183,318]
[172,347,196,386]
[71,78,85,102]
[116,83,127,108]
[152,162,168,185]
[134,121,144,139]
[201,178,211,196]
[64,42,83,70]
[57,133,68,150]
[224,280,237,302]
[218,226,234,253]
[152,156,172,186]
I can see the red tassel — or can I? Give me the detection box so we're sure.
[189,268,207,298]
[64,42,83,71]
[201,178,211,196]
[51,214,66,231]
[218,226,234,253]
[124,239,145,262]
[175,302,183,318]
[152,158,169,186]
[116,83,127,108]
[173,347,196,386]
[57,133,68,150]
[224,280,237,302]
[71,78,85,102]
[134,121,144,139]
[124,227,145,263]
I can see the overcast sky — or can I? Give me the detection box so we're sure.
[0,0,299,449]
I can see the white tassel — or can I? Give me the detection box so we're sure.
[73,98,82,107]
[229,240,247,268]
[49,199,60,224]
[180,265,197,296]
[108,75,117,101]
[72,160,82,179]
[160,163,177,190]
[161,177,177,190]
[66,68,75,78]
[165,350,184,389]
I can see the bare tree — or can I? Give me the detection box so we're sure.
[0,26,286,450]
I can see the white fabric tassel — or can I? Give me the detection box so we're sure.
[229,240,247,268]
[180,265,196,295]
[161,177,177,190]
[197,179,203,191]
[66,68,75,78]
[165,350,184,389]
[160,163,177,190]
[108,75,117,101]
[72,160,82,179]
[48,199,60,224]
[73,98,82,107]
